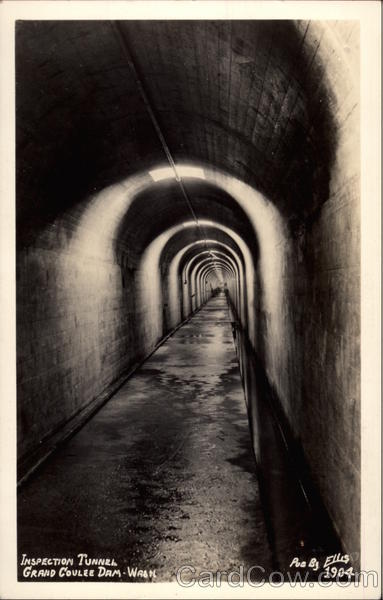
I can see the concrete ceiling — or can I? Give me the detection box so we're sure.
[16,20,337,231]
[114,179,258,258]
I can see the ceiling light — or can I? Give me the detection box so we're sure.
[149,165,205,182]
[176,166,205,180]
[149,167,174,182]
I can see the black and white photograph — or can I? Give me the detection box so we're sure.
[0,1,381,598]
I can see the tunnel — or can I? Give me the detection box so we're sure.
[15,18,361,583]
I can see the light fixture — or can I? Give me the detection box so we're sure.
[148,167,174,182]
[176,166,205,179]
[149,165,205,182]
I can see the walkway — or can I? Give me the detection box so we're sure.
[18,294,272,582]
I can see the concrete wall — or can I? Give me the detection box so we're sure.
[17,210,212,462]
[251,157,360,557]
[294,24,360,551]
[17,217,134,458]
[228,22,360,556]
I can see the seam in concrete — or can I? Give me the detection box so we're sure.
[17,300,209,488]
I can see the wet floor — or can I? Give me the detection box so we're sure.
[18,294,273,582]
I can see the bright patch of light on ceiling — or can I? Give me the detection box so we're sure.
[149,165,205,182]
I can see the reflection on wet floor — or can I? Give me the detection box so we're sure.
[18,294,273,582]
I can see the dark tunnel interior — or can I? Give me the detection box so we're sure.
[15,18,360,581]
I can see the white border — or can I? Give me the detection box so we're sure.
[0,2,381,599]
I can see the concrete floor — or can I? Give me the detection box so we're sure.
[18,294,273,582]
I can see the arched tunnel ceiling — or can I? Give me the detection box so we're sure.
[16,19,340,231]
[189,252,236,276]
[115,179,258,260]
[197,260,236,281]
[180,243,242,275]
[161,231,244,273]
[204,265,232,283]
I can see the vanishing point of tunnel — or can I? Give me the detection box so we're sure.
[16,18,360,582]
